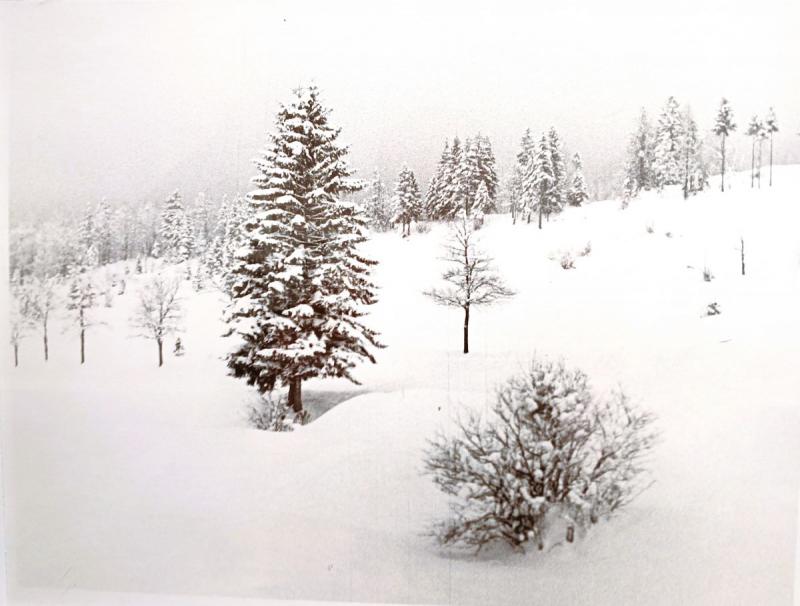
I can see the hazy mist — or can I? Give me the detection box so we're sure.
[6,0,800,221]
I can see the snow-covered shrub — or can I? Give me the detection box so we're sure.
[248,394,304,432]
[646,224,654,234]
[705,302,721,316]
[424,358,657,553]
[579,241,592,257]
[415,221,432,234]
[471,210,485,231]
[703,267,714,282]
[665,231,673,239]
[560,252,575,270]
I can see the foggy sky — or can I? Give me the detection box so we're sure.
[6,0,800,221]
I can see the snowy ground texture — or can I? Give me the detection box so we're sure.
[3,168,800,605]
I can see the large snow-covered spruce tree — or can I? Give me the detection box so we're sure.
[225,86,381,413]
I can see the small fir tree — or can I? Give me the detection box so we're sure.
[568,152,589,207]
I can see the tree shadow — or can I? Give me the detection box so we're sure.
[303,389,367,422]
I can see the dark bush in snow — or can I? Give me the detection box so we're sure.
[560,252,575,270]
[579,241,592,257]
[703,267,714,282]
[424,358,657,552]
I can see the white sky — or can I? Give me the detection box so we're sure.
[5,0,800,219]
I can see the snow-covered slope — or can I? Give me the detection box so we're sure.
[3,167,799,605]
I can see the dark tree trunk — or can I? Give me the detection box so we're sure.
[157,338,163,367]
[720,135,726,192]
[740,238,746,276]
[538,204,543,230]
[463,305,470,354]
[80,328,85,364]
[43,323,48,361]
[14,343,18,367]
[288,378,303,412]
[769,134,774,186]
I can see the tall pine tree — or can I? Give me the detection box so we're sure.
[225,85,381,413]
[712,97,736,192]
[653,96,685,190]
[624,108,655,195]
[363,169,393,232]
[764,107,778,186]
[746,115,761,189]
[392,165,422,236]
[681,108,707,198]
[568,153,589,207]
[547,127,567,212]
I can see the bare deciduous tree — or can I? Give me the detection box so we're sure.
[424,214,514,354]
[132,273,183,367]
[28,275,59,361]
[9,287,32,368]
[66,271,97,364]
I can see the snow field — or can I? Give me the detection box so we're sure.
[3,166,799,605]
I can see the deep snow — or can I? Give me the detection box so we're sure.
[2,167,799,605]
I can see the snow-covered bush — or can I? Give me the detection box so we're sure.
[424,358,657,553]
[579,241,592,257]
[248,394,304,432]
[646,223,654,234]
[471,209,485,231]
[415,221,432,234]
[703,267,714,282]
[705,302,721,316]
[560,252,575,270]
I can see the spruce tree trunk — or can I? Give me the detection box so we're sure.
[43,323,48,362]
[80,328,85,364]
[14,343,18,367]
[288,378,303,412]
[720,135,726,192]
[157,338,163,367]
[538,204,543,230]
[463,305,470,354]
